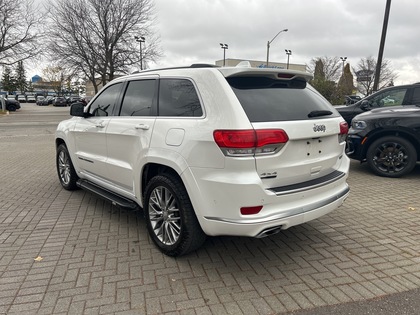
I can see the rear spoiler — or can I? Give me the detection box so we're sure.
[218,67,313,82]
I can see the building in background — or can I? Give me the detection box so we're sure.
[31,76,58,96]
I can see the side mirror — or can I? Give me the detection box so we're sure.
[360,100,370,111]
[70,102,86,117]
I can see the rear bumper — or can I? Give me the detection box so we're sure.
[184,157,350,237]
[201,185,349,237]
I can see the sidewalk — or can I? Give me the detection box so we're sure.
[290,288,420,315]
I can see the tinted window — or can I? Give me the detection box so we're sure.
[89,83,122,116]
[158,79,202,117]
[120,80,156,116]
[369,88,407,107]
[227,77,338,122]
[411,87,420,104]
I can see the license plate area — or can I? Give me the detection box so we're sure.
[306,138,324,157]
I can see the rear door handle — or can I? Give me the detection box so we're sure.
[95,122,105,128]
[135,124,150,130]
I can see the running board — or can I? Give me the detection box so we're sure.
[76,179,140,210]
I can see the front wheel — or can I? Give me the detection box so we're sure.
[144,174,206,256]
[8,104,16,111]
[56,144,79,190]
[366,136,417,178]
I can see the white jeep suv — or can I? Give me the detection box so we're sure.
[55,64,350,256]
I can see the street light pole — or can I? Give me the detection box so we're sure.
[340,56,347,73]
[220,43,228,66]
[134,36,145,70]
[285,49,292,69]
[266,28,288,67]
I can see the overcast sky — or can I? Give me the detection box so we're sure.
[28,0,420,86]
[147,0,420,85]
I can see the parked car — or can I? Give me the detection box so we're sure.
[46,96,55,105]
[67,96,82,105]
[38,96,52,106]
[336,83,420,124]
[53,97,67,107]
[36,96,45,105]
[4,98,21,111]
[26,95,36,103]
[17,95,26,103]
[347,105,420,177]
[56,64,350,256]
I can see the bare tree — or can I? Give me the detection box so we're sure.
[353,56,398,96]
[309,56,342,82]
[0,0,41,66]
[45,0,161,94]
[42,65,67,95]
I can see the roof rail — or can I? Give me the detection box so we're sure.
[190,64,219,68]
[130,64,219,75]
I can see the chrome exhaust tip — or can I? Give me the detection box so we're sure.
[255,226,282,238]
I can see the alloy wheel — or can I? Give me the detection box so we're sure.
[372,141,409,173]
[148,186,181,245]
[58,150,72,185]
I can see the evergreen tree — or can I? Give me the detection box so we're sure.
[15,61,27,93]
[337,63,356,103]
[1,67,17,94]
[27,80,34,92]
[310,59,338,103]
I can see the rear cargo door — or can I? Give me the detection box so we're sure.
[227,75,346,188]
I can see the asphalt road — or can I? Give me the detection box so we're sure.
[0,103,419,314]
[0,102,70,133]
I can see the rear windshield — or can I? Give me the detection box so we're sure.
[227,76,339,122]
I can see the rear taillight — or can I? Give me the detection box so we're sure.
[339,121,348,143]
[340,121,349,134]
[213,129,288,156]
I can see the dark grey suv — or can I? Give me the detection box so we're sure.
[336,83,420,124]
[5,98,21,111]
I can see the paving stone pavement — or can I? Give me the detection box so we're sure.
[0,106,419,314]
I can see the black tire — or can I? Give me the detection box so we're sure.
[56,144,79,190]
[144,174,206,256]
[8,104,16,111]
[366,136,417,178]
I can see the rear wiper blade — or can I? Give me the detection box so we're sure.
[308,110,333,118]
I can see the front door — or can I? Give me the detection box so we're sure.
[72,82,123,183]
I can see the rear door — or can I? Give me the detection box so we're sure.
[406,86,420,105]
[104,78,158,194]
[227,76,345,188]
